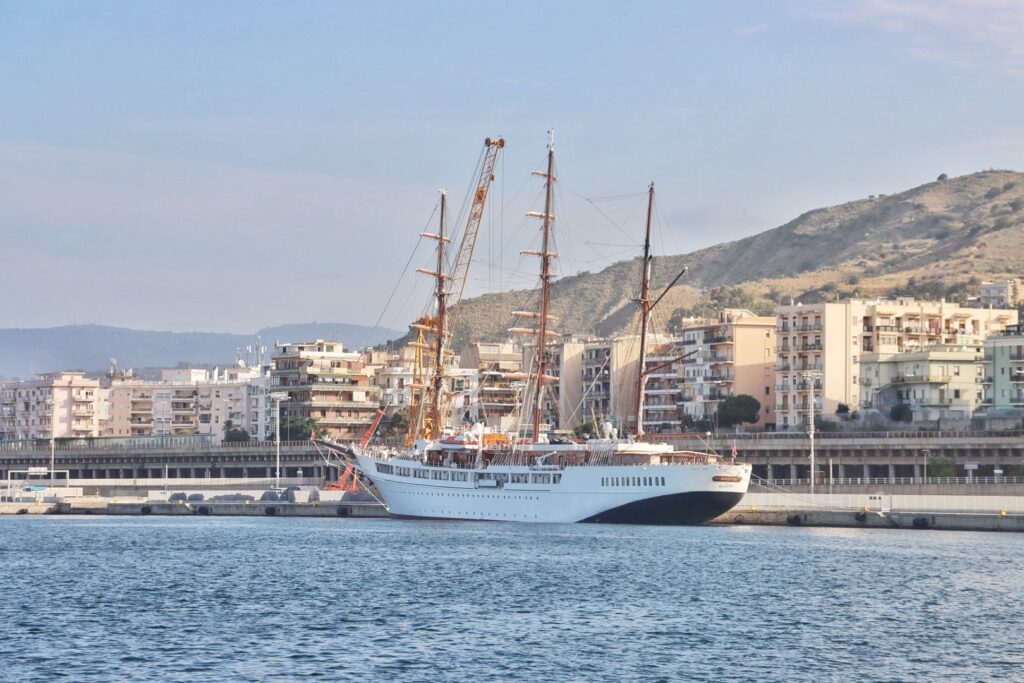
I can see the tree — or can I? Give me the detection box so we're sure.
[937,173,948,181]
[280,415,321,441]
[716,395,761,428]
[890,403,913,423]
[222,419,250,443]
[574,419,599,439]
[928,454,956,478]
[383,408,410,438]
[836,403,850,415]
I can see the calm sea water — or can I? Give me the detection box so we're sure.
[1,517,1022,682]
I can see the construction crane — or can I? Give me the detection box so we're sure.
[406,137,504,444]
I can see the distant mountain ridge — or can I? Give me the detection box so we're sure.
[444,169,1024,348]
[0,323,404,379]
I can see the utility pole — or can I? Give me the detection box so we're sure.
[801,370,822,495]
[270,392,289,489]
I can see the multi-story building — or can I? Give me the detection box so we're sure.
[581,335,676,435]
[642,340,684,434]
[523,335,589,431]
[0,372,106,441]
[775,298,1017,430]
[977,279,1023,308]
[107,367,263,440]
[676,310,776,429]
[983,328,1024,413]
[373,347,417,409]
[860,345,985,421]
[271,340,380,441]
[460,342,523,432]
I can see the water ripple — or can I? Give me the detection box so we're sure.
[1,517,1023,681]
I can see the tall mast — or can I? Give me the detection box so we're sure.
[532,138,556,443]
[430,191,447,433]
[635,183,655,439]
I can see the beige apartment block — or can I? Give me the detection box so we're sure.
[461,342,523,431]
[775,298,1017,430]
[642,340,684,434]
[677,310,776,429]
[0,372,105,441]
[108,367,264,440]
[860,345,985,421]
[580,334,676,435]
[272,340,380,441]
[523,335,589,431]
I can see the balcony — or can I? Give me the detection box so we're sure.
[797,342,823,352]
[892,374,951,384]
[795,323,822,332]
[704,335,732,344]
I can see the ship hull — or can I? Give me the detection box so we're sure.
[578,490,744,525]
[354,451,749,526]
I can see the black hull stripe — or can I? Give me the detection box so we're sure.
[578,491,745,525]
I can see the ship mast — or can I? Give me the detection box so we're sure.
[533,142,556,443]
[635,183,655,439]
[430,191,448,434]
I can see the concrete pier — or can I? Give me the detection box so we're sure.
[714,508,1024,532]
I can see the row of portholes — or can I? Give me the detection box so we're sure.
[406,490,540,501]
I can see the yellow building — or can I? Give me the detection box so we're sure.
[676,310,776,429]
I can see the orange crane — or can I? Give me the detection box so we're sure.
[407,137,504,444]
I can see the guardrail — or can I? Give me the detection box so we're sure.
[760,476,1024,487]
[657,430,1024,442]
[0,439,316,453]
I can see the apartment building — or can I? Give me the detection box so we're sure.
[977,279,1023,308]
[642,341,683,434]
[108,367,264,440]
[271,340,380,441]
[775,298,1017,430]
[522,335,589,431]
[676,310,776,429]
[460,342,523,431]
[860,345,985,421]
[983,328,1024,413]
[0,372,106,441]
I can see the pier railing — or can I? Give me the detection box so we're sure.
[759,476,1024,487]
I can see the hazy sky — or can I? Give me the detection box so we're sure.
[2,0,1022,334]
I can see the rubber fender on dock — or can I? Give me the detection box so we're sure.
[140,505,152,515]
[786,514,802,526]
[264,506,277,516]
[854,511,867,523]
[197,506,211,516]
[336,506,350,517]
[912,516,930,529]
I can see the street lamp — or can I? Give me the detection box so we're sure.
[801,370,822,495]
[270,392,289,490]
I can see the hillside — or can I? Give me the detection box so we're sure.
[446,170,1024,348]
[0,322,404,379]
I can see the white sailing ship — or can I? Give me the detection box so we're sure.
[339,135,750,524]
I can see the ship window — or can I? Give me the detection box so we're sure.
[660,477,665,486]
[552,474,561,484]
